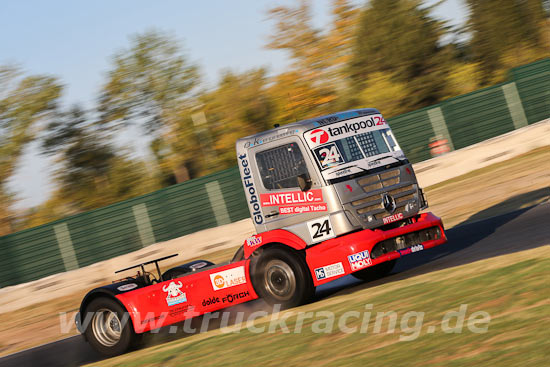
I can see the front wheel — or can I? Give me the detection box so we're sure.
[250,247,314,309]
[351,260,396,282]
[84,297,136,356]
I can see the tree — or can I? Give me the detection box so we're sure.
[466,0,548,83]
[98,30,200,183]
[0,65,62,234]
[267,0,332,83]
[350,0,450,109]
[359,72,410,117]
[325,0,361,85]
[268,71,337,125]
[266,0,345,116]
[198,69,275,170]
[41,106,158,215]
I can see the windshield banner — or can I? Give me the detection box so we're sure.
[303,114,405,181]
[304,114,388,149]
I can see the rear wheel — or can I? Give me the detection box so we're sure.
[351,260,396,282]
[250,247,314,309]
[84,297,136,356]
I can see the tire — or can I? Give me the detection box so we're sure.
[84,297,136,357]
[351,260,397,282]
[250,247,315,309]
[231,245,244,262]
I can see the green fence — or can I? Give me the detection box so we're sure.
[389,58,549,163]
[0,167,249,287]
[0,59,548,288]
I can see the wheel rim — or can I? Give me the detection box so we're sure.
[92,308,122,347]
[263,259,296,301]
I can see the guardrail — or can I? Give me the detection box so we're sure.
[0,58,548,288]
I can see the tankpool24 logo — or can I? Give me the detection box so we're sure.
[309,129,329,145]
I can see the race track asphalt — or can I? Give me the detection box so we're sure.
[1,201,548,367]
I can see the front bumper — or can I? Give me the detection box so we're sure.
[305,212,446,286]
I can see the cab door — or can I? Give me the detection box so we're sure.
[250,138,333,240]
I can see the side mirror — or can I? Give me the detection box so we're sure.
[297,174,312,192]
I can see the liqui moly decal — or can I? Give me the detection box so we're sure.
[238,153,263,225]
[260,189,323,207]
[305,114,387,148]
[348,250,372,271]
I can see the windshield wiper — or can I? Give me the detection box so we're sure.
[333,164,367,174]
[369,155,405,164]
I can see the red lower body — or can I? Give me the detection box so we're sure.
[305,212,446,286]
[116,212,446,332]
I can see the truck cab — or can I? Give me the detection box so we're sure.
[236,108,428,246]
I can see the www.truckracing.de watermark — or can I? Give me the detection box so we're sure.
[59,303,490,342]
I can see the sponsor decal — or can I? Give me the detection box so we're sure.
[315,109,374,125]
[169,305,192,317]
[223,291,250,304]
[335,168,352,177]
[260,189,323,207]
[313,143,344,169]
[202,296,220,306]
[307,216,335,242]
[189,261,209,270]
[411,244,424,252]
[246,235,262,247]
[210,266,247,291]
[162,281,187,307]
[327,116,386,137]
[309,129,329,145]
[348,250,372,271]
[202,291,251,307]
[315,262,345,280]
[382,212,404,224]
[279,203,327,215]
[398,244,424,256]
[243,129,299,148]
[141,314,165,325]
[117,283,138,292]
[238,153,263,225]
[305,114,387,148]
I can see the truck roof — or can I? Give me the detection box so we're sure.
[236,108,381,149]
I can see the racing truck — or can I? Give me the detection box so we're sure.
[76,108,447,356]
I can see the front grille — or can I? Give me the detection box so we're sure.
[388,185,414,196]
[358,175,380,186]
[383,177,399,187]
[379,169,399,180]
[345,166,420,228]
[362,182,383,192]
[398,193,415,203]
[357,203,382,214]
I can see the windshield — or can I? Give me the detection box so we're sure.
[312,128,399,170]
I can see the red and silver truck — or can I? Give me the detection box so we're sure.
[76,108,446,355]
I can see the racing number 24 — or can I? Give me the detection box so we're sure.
[311,220,331,239]
[307,216,335,242]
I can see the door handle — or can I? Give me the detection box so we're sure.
[265,211,279,218]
